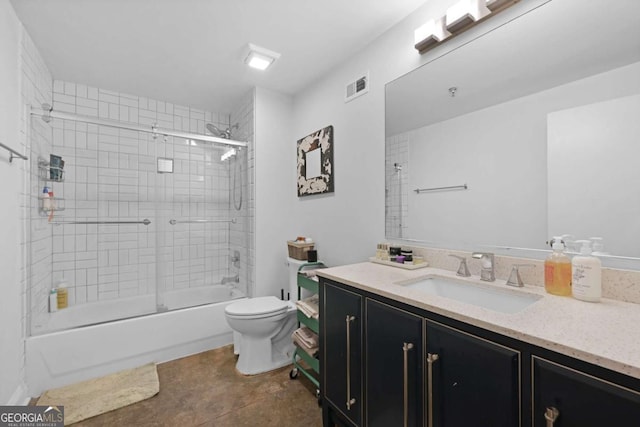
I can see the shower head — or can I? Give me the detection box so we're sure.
[206,123,239,140]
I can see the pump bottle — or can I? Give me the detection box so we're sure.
[544,241,572,296]
[572,241,602,302]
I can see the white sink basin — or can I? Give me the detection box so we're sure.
[399,276,541,314]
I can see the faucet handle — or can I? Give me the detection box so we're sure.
[506,264,535,287]
[449,254,471,277]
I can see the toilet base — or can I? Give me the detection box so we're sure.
[233,310,297,375]
[235,335,295,375]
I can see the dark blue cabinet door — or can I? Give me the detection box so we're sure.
[533,356,640,427]
[323,283,363,427]
[427,321,520,427]
[366,299,424,427]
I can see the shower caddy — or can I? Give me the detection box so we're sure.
[38,158,66,215]
[289,261,326,405]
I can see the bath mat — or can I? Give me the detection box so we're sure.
[36,363,159,425]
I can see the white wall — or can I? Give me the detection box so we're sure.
[0,0,27,405]
[288,0,551,267]
[548,93,640,257]
[254,87,296,297]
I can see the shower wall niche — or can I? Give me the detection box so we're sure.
[29,81,252,335]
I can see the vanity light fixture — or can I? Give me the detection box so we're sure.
[445,0,491,33]
[414,0,518,54]
[414,17,451,46]
[245,43,281,70]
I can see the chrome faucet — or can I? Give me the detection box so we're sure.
[472,252,495,282]
[449,254,470,277]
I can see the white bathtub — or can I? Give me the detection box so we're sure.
[41,284,243,333]
[26,286,246,396]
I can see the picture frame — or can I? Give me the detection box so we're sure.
[297,125,334,197]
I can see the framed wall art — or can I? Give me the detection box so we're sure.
[297,125,334,197]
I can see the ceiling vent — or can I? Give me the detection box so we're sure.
[345,72,369,103]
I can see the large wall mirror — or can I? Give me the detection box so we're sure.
[385,0,640,267]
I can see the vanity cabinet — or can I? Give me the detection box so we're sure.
[322,283,363,427]
[427,321,520,427]
[532,356,640,426]
[320,276,640,427]
[365,299,423,427]
[322,278,519,427]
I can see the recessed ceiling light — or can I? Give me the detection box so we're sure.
[245,43,281,71]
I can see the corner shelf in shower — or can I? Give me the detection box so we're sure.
[37,160,65,182]
[39,196,66,214]
[37,158,66,217]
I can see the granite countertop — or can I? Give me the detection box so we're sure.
[316,262,640,379]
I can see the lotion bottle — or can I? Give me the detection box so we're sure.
[544,241,572,296]
[572,241,602,302]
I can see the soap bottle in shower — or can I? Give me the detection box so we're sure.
[57,286,68,309]
[544,241,572,296]
[42,186,51,212]
[49,289,58,313]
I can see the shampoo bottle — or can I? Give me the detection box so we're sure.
[572,241,602,302]
[57,286,68,309]
[42,186,51,211]
[544,241,572,296]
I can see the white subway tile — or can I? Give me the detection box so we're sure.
[109,103,119,120]
[119,105,129,122]
[98,101,109,119]
[87,87,99,100]
[98,90,119,104]
[76,84,88,99]
[53,80,64,94]
[55,102,75,113]
[64,82,76,96]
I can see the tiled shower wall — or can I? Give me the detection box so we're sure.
[21,27,54,337]
[230,90,254,296]
[385,133,409,239]
[29,78,253,334]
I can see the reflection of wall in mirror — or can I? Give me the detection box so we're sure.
[385,61,640,253]
[548,94,640,258]
[385,134,409,238]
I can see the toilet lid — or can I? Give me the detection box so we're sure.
[225,296,289,317]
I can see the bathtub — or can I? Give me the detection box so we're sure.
[26,285,246,396]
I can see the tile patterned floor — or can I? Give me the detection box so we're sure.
[67,346,322,426]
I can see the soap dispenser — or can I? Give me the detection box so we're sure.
[572,240,602,302]
[544,240,572,296]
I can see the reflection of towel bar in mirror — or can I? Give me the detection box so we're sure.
[169,218,236,225]
[51,219,151,225]
[414,184,468,194]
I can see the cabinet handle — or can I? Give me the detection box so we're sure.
[345,315,356,410]
[403,342,414,427]
[426,353,440,427]
[544,406,560,427]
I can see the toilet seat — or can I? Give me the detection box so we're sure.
[225,296,288,318]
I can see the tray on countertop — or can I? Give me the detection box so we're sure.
[369,257,429,270]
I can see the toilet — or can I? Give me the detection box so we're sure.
[224,257,307,375]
